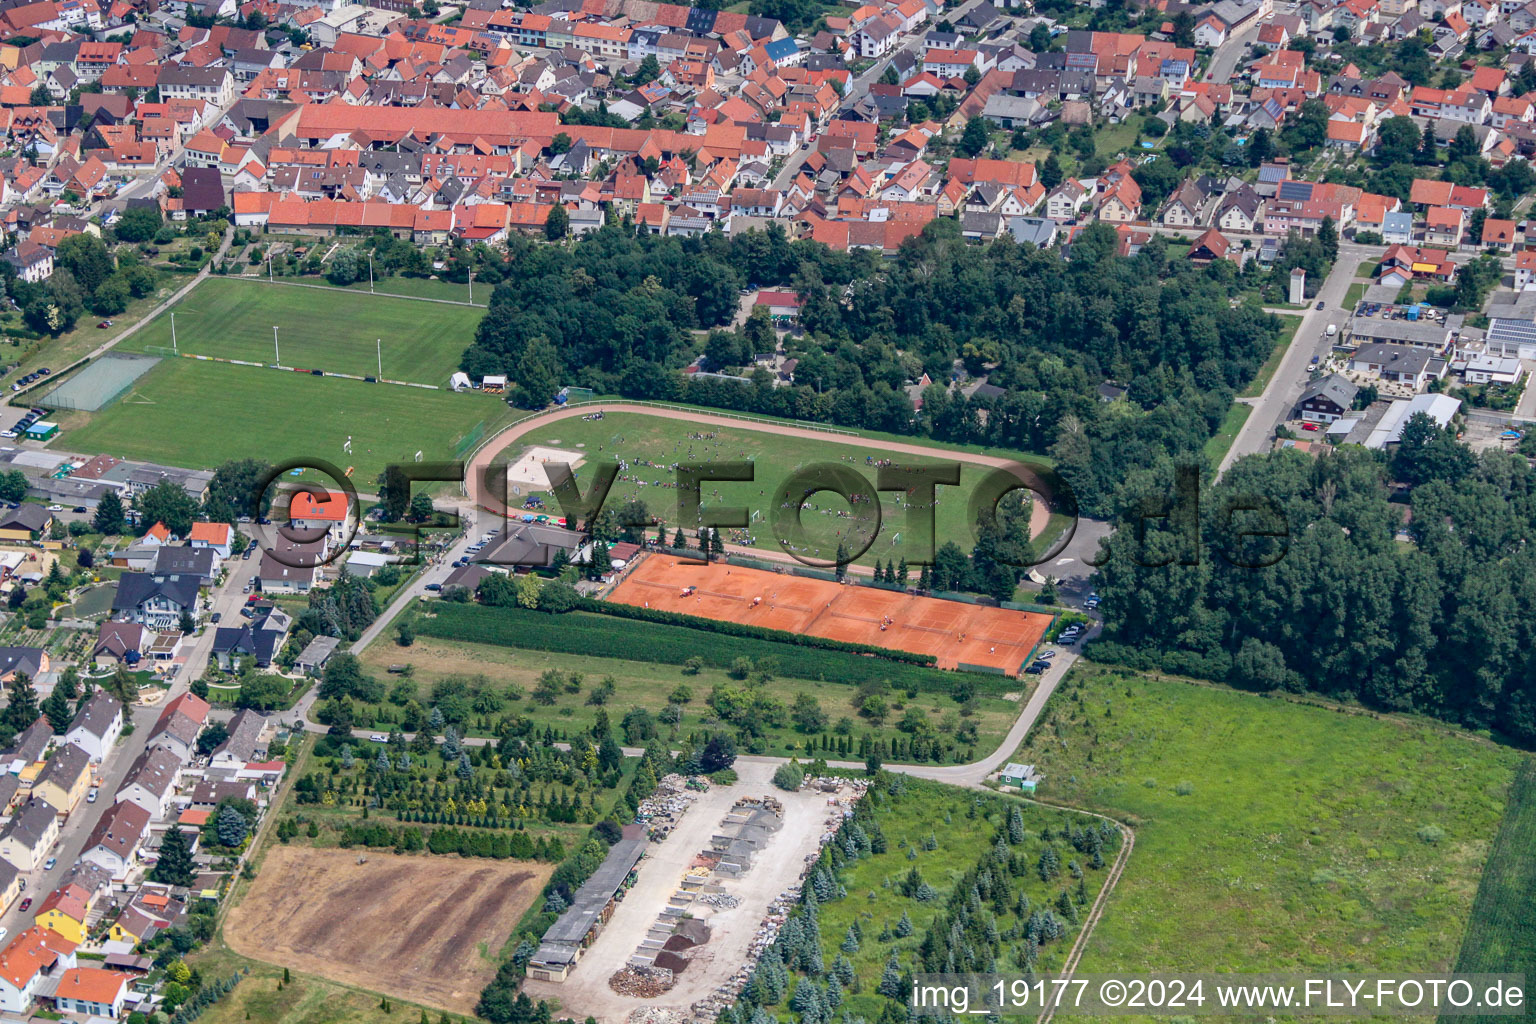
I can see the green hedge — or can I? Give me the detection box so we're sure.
[414,603,1007,694]
[572,597,937,665]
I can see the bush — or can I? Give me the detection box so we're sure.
[772,760,804,791]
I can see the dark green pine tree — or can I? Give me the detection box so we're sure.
[152,826,197,885]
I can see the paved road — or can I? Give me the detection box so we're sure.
[1204,21,1260,84]
[1217,242,1378,475]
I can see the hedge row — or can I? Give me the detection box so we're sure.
[415,603,1008,694]
[571,597,937,665]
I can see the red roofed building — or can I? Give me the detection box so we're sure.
[54,968,128,1018]
[0,927,77,1014]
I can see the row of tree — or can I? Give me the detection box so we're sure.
[466,220,1286,514]
[1091,423,1536,743]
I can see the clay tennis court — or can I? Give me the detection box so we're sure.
[608,553,1053,675]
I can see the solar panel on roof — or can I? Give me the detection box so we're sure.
[1488,318,1536,346]
[1277,180,1313,200]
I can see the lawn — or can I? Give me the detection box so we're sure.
[55,357,512,486]
[356,633,1021,760]
[316,277,483,307]
[114,277,481,385]
[507,411,1049,566]
[1011,665,1522,982]
[1444,758,1536,1007]
[1238,314,1302,399]
[1344,281,1367,311]
[1356,258,1380,279]
[1202,401,1251,465]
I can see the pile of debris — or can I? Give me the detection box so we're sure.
[629,1009,688,1024]
[697,892,740,909]
[609,964,675,997]
[638,775,701,841]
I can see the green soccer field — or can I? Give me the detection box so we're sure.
[59,358,512,486]
[507,411,1056,567]
[116,278,480,385]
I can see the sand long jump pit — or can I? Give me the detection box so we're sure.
[225,846,553,1011]
[608,554,1053,675]
[506,446,585,488]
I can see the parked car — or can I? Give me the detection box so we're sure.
[1038,650,1055,660]
[96,321,113,329]
[210,612,221,623]
[1302,422,1321,431]
[43,857,55,870]
[86,789,97,803]
[1315,301,1325,310]
[46,505,62,512]
[71,507,85,513]
[424,582,442,592]
[243,547,254,560]
[18,898,32,912]
[369,734,387,742]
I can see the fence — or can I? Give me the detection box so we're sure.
[38,354,161,412]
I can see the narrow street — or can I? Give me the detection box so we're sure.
[1218,242,1378,475]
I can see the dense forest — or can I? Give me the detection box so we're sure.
[466,220,1293,513]
[1091,420,1536,745]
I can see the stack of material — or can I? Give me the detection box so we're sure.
[609,964,675,996]
[629,1009,688,1024]
[698,892,740,909]
[638,777,701,841]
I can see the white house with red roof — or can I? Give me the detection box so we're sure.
[285,489,353,549]
[0,927,77,1014]
[188,521,233,560]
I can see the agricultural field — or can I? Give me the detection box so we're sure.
[504,411,1057,567]
[758,776,1120,1022]
[1445,759,1536,996]
[1011,666,1522,985]
[357,633,1021,760]
[115,277,480,385]
[55,358,510,486]
[223,845,553,1013]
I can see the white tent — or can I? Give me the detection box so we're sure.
[449,371,472,392]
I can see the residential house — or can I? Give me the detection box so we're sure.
[1296,373,1359,422]
[210,709,269,766]
[2,719,51,779]
[147,692,208,761]
[211,606,290,670]
[113,746,180,820]
[63,692,122,763]
[0,506,52,541]
[110,573,199,630]
[79,799,151,880]
[0,801,59,872]
[53,967,128,1017]
[0,648,46,684]
[90,622,148,669]
[1349,342,1446,389]
[31,743,91,819]
[0,927,78,1014]
[150,546,217,586]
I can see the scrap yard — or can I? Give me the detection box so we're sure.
[523,761,866,1024]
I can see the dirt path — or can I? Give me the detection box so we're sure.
[462,402,1054,540]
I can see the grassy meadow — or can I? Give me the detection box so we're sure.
[358,633,1021,760]
[1011,665,1523,984]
